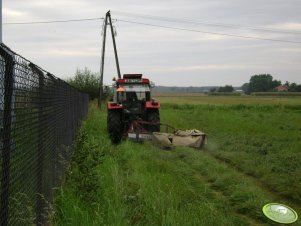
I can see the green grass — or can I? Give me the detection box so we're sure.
[251,92,301,96]
[161,103,301,206]
[54,104,249,225]
[54,97,301,225]
[154,93,301,106]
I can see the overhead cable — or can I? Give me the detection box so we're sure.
[4,17,104,25]
[113,11,301,35]
[117,19,301,44]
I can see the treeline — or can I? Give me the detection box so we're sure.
[153,86,219,93]
[210,74,301,94]
[242,74,301,94]
[283,81,301,92]
[66,68,300,97]
[209,85,234,93]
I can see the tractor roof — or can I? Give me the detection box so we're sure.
[123,74,142,79]
[117,74,150,85]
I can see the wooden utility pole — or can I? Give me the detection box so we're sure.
[99,11,121,108]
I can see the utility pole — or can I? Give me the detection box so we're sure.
[108,12,121,79]
[98,14,108,107]
[99,11,121,108]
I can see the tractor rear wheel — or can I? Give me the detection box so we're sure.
[107,110,122,143]
[147,109,160,132]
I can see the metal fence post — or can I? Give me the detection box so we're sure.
[35,65,45,226]
[0,47,14,226]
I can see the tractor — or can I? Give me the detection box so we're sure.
[99,11,161,143]
[107,74,160,143]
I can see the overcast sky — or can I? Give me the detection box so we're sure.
[3,0,301,86]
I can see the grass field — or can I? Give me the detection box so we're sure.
[154,92,301,106]
[54,96,301,226]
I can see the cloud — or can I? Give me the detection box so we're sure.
[276,48,301,53]
[3,0,301,86]
[170,64,248,72]
[3,8,27,17]
[270,23,301,31]
[42,49,99,57]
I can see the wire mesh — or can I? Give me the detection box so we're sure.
[0,43,89,226]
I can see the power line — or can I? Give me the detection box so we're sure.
[3,17,104,25]
[117,19,301,44]
[114,11,301,35]
[4,14,300,44]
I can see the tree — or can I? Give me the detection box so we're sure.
[67,67,100,100]
[288,82,301,92]
[271,79,282,89]
[209,87,217,92]
[248,74,281,92]
[241,83,250,94]
[284,81,290,87]
[218,85,234,92]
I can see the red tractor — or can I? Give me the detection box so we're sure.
[107,74,160,143]
[99,11,160,143]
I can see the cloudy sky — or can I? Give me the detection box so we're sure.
[3,0,301,86]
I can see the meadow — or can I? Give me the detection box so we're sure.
[154,92,301,106]
[54,95,301,226]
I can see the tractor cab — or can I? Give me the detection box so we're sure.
[114,74,152,116]
[116,84,151,115]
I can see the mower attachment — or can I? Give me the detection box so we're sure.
[127,120,207,149]
[152,130,207,150]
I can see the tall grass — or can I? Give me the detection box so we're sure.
[54,104,249,225]
[54,99,301,225]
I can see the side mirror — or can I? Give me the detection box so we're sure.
[150,81,155,88]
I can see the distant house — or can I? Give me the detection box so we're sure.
[274,85,288,92]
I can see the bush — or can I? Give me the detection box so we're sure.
[67,68,99,100]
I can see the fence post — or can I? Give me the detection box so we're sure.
[0,47,14,226]
[29,63,45,226]
[38,71,45,226]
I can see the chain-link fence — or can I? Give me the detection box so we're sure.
[0,43,89,226]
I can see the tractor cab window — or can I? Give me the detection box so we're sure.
[117,91,126,103]
[118,84,150,103]
[126,92,138,102]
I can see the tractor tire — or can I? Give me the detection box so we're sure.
[107,110,123,144]
[147,109,160,132]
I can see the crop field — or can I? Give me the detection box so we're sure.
[54,96,301,226]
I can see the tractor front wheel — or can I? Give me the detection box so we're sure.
[107,110,123,144]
